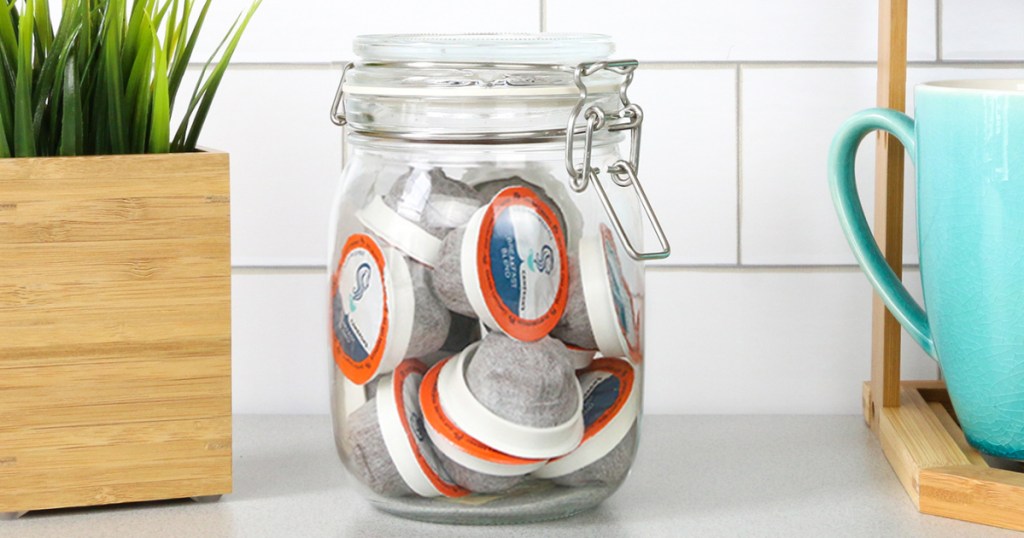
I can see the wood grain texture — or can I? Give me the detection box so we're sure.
[920,466,1024,531]
[871,0,910,420]
[877,386,970,505]
[928,402,987,468]
[0,152,231,513]
[867,382,1024,531]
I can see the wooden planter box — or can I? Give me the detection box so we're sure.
[0,151,232,516]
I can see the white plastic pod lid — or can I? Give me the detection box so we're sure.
[331,233,417,385]
[375,359,469,498]
[461,186,569,342]
[532,357,639,479]
[419,356,548,477]
[357,196,445,267]
[580,224,642,362]
[436,343,585,460]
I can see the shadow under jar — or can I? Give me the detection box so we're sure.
[327,33,669,525]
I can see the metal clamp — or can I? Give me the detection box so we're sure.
[565,60,671,261]
[330,62,355,127]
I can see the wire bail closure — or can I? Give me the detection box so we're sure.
[330,62,355,127]
[564,60,671,261]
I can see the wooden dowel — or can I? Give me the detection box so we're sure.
[870,0,909,423]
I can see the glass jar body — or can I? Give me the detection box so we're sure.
[328,133,646,524]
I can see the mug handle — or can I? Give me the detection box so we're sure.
[827,108,936,359]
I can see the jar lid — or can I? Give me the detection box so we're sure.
[354,33,615,64]
[580,224,642,361]
[436,343,585,460]
[532,357,639,479]
[331,234,417,385]
[461,186,569,342]
[419,356,548,476]
[340,34,626,140]
[375,359,469,498]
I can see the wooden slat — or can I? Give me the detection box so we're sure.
[920,466,1024,531]
[878,386,971,505]
[871,0,910,420]
[0,151,232,513]
[928,402,987,468]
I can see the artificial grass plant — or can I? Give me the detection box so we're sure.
[0,0,260,158]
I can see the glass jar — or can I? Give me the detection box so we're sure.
[327,34,670,525]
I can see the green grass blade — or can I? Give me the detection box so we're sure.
[160,0,177,57]
[167,0,205,113]
[14,0,35,157]
[101,0,127,154]
[33,23,81,144]
[0,2,18,64]
[32,0,52,64]
[172,4,236,150]
[0,51,14,153]
[59,55,82,156]
[149,22,168,153]
[153,0,174,28]
[123,0,149,76]
[125,9,153,153]
[181,0,260,151]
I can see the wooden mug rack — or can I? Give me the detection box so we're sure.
[864,0,1024,531]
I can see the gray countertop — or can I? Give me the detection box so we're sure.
[2,415,1016,537]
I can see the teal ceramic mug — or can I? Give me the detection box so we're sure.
[829,80,1024,460]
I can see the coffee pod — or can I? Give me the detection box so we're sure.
[556,224,641,361]
[438,338,585,459]
[331,233,451,386]
[374,360,469,498]
[419,356,548,478]
[432,186,569,342]
[345,360,468,498]
[358,168,484,267]
[532,358,639,484]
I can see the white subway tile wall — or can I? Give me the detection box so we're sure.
[210,1,1024,415]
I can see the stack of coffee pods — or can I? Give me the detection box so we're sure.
[332,168,485,408]
[332,168,642,497]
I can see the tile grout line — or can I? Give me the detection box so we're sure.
[735,65,743,265]
[230,264,922,274]
[935,0,944,61]
[646,264,921,273]
[207,60,1024,70]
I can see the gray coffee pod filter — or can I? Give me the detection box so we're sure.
[406,260,452,359]
[433,445,524,495]
[345,398,415,498]
[431,225,475,318]
[553,422,637,488]
[384,167,486,238]
[467,333,580,428]
[551,253,598,351]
